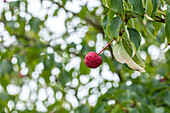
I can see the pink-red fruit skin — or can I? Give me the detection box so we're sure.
[159,78,165,82]
[85,52,102,68]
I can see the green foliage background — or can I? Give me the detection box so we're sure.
[0,0,170,113]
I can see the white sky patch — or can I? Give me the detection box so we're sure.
[148,45,160,60]
[62,102,71,111]
[126,80,132,86]
[80,75,90,84]
[7,100,15,111]
[28,80,37,91]
[51,67,60,76]
[38,88,47,101]
[39,77,46,86]
[19,84,30,101]
[16,101,26,111]
[101,63,120,82]
[65,94,79,109]
[100,86,108,94]
[31,71,39,79]
[106,82,112,89]
[48,96,55,105]
[65,57,81,71]
[131,71,141,79]
[141,51,147,61]
[20,67,29,75]
[96,33,104,54]
[56,91,63,101]
[27,0,42,17]
[46,87,54,97]
[87,79,100,88]
[11,57,18,64]
[7,84,20,95]
[65,0,82,13]
[30,92,37,102]
[77,85,89,99]
[88,94,98,106]
[45,9,67,35]
[36,101,47,112]
[89,68,99,78]
[108,100,115,105]
[0,85,3,92]
[71,78,79,88]
[113,82,119,88]
[47,47,54,54]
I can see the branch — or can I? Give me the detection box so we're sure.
[152,19,165,23]
[84,17,104,34]
[52,1,104,33]
[14,33,31,41]
[0,20,6,24]
[155,15,165,23]
[115,98,129,113]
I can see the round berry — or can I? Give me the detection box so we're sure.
[85,52,102,68]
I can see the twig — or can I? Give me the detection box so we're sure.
[114,98,129,113]
[0,20,6,24]
[155,15,165,23]
[97,39,114,55]
[52,1,104,33]
[152,19,165,23]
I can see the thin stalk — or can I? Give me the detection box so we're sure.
[98,39,114,55]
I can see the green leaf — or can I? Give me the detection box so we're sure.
[29,17,41,33]
[109,0,124,18]
[102,14,108,33]
[58,71,72,86]
[147,21,156,39]
[112,38,145,72]
[53,9,59,16]
[155,107,164,113]
[128,0,145,15]
[165,5,170,44]
[129,108,140,113]
[152,21,162,35]
[109,16,123,39]
[0,76,10,90]
[152,0,160,15]
[102,0,108,6]
[134,14,147,34]
[146,0,153,16]
[62,0,67,5]
[94,102,106,113]
[0,60,13,75]
[75,105,90,113]
[165,0,170,5]
[41,69,51,84]
[128,28,141,51]
[107,10,116,22]
[111,104,125,113]
[79,61,90,75]
[132,50,145,68]
[156,25,165,43]
[164,91,170,106]
[137,103,152,113]
[122,37,133,57]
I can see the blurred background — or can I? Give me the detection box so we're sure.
[0,0,170,113]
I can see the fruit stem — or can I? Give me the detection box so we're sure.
[97,39,114,55]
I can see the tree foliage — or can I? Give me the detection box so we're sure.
[0,0,170,113]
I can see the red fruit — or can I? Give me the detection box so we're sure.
[4,0,6,2]
[159,78,165,82]
[18,72,25,78]
[84,39,114,68]
[85,52,102,68]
